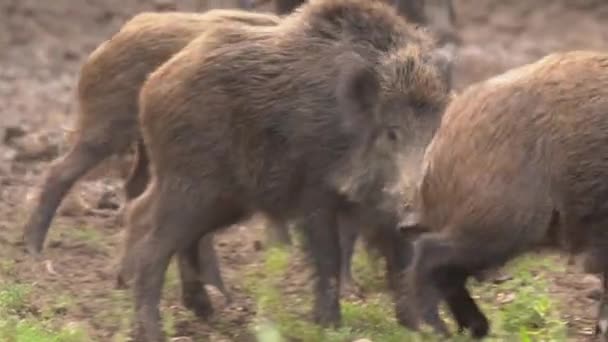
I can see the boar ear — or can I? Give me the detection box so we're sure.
[336,52,380,131]
[429,43,456,89]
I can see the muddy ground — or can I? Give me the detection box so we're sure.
[1,0,608,341]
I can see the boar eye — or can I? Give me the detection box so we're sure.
[386,128,399,142]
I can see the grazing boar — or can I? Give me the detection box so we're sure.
[123,0,452,340]
[401,50,608,339]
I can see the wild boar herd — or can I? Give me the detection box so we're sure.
[17,0,608,341]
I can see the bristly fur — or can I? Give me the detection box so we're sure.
[21,8,281,276]
[130,0,453,339]
[405,50,608,338]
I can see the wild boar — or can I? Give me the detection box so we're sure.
[124,0,452,340]
[402,50,608,339]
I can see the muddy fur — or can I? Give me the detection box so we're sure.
[403,50,608,339]
[122,0,452,340]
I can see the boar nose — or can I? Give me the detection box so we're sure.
[397,209,428,238]
[397,211,419,231]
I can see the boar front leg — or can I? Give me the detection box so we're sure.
[300,206,342,327]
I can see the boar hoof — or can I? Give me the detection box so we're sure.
[422,309,450,338]
[396,311,420,332]
[182,293,213,319]
[132,317,165,342]
[312,306,341,328]
[467,315,489,339]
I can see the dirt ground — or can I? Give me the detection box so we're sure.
[1,0,608,341]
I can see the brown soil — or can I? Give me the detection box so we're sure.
[1,0,608,341]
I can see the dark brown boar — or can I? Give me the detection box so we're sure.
[123,0,452,340]
[401,50,608,339]
[244,0,458,296]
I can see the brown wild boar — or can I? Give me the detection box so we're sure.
[401,50,608,339]
[124,0,452,340]
[21,9,282,311]
[22,9,280,255]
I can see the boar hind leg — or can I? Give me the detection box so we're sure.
[178,239,214,319]
[198,233,232,303]
[436,267,488,338]
[130,182,244,342]
[116,184,156,289]
[23,139,113,255]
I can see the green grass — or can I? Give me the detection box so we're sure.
[0,282,90,342]
[470,255,568,341]
[350,248,385,293]
[0,215,569,342]
[245,246,422,342]
[245,245,569,342]
[63,225,108,254]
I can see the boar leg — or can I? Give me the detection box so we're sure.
[116,177,158,289]
[23,139,113,255]
[120,143,232,303]
[409,233,490,338]
[300,206,342,327]
[124,139,150,201]
[265,217,292,246]
[337,212,360,297]
[198,233,232,303]
[589,241,608,341]
[117,209,233,306]
[130,184,244,342]
[116,140,151,288]
[437,267,488,338]
[179,240,214,318]
[381,229,422,331]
